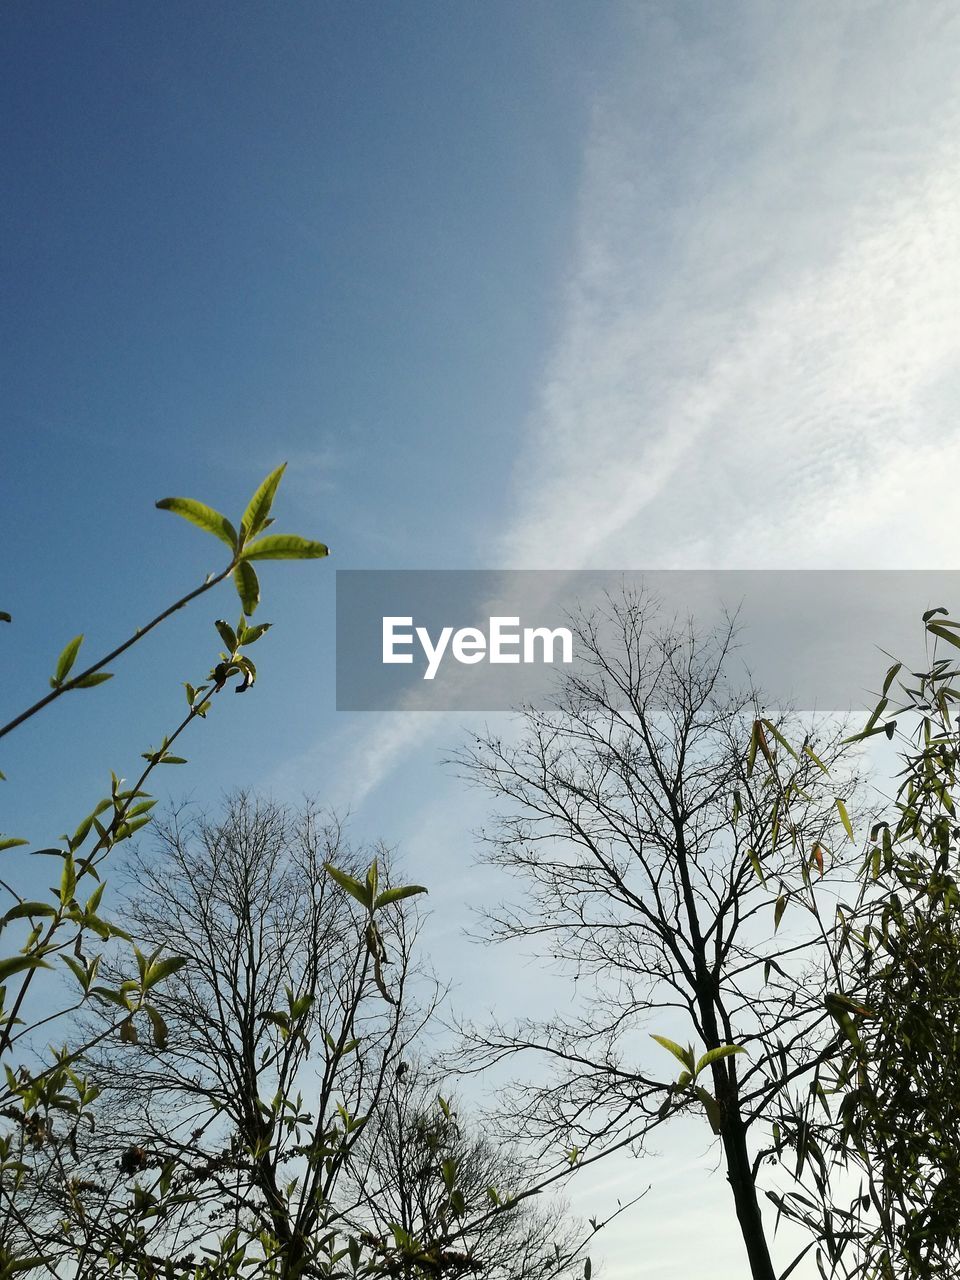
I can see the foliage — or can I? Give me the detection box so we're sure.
[0,466,328,1278]
[767,609,960,1280]
[62,794,433,1279]
[42,793,586,1280]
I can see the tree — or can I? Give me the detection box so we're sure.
[0,465,329,1278]
[344,1066,580,1279]
[59,793,587,1280]
[453,591,858,1280]
[0,470,589,1280]
[65,793,432,1279]
[768,608,960,1280]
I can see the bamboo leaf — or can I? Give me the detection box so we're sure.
[927,622,960,651]
[802,742,829,774]
[761,718,799,760]
[835,797,854,842]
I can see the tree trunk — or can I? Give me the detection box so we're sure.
[720,1115,776,1280]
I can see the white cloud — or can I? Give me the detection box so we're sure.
[327,2,960,809]
[501,0,960,573]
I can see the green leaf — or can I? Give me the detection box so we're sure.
[746,721,759,776]
[650,1034,695,1072]
[747,847,764,884]
[145,1005,169,1049]
[760,718,799,760]
[696,1045,746,1074]
[802,742,829,774]
[324,862,372,908]
[241,534,329,561]
[835,797,854,842]
[881,661,903,696]
[238,622,271,645]
[825,992,873,1019]
[0,954,51,983]
[752,720,774,769]
[215,619,238,652]
[54,635,84,685]
[695,1085,723,1134]
[928,622,960,651]
[62,955,90,989]
[234,560,260,616]
[155,497,238,549]
[73,671,114,688]
[2,901,57,923]
[774,895,787,931]
[0,1258,44,1274]
[143,955,189,990]
[374,884,429,910]
[0,610,11,623]
[240,462,287,542]
[0,837,28,853]
[843,720,897,745]
[60,853,77,905]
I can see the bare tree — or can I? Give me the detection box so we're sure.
[60,793,437,1279]
[453,593,858,1280]
[344,1064,580,1279]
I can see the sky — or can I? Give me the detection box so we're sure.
[4,2,960,1275]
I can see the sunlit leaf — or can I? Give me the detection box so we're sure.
[156,496,238,549]
[650,1034,695,1072]
[240,462,287,542]
[53,635,84,685]
[374,884,429,910]
[241,534,329,561]
[835,797,854,842]
[324,862,371,908]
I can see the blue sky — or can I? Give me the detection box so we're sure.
[4,3,960,1276]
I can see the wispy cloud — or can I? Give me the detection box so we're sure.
[323,1,960,809]
[279,13,960,1273]
[502,0,960,571]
